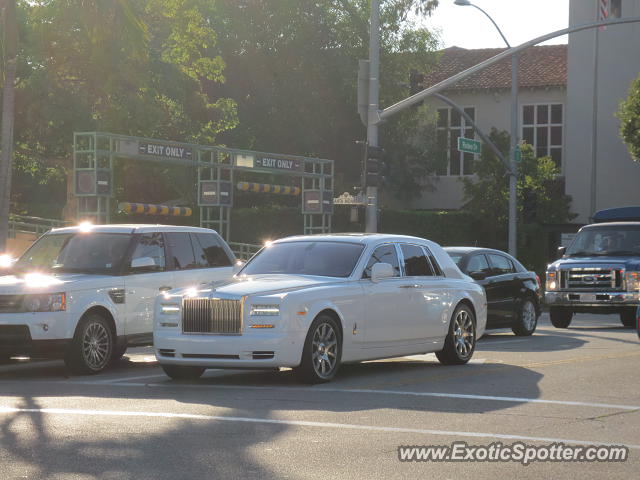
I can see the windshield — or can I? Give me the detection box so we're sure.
[14,232,133,275]
[565,226,640,256]
[240,241,365,278]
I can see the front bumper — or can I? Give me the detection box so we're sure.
[545,291,640,308]
[0,311,72,357]
[153,328,304,369]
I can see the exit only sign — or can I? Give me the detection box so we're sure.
[457,137,482,155]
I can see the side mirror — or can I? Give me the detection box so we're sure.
[469,271,487,281]
[371,262,395,283]
[131,256,157,270]
[557,246,566,257]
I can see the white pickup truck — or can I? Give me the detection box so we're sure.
[0,224,236,373]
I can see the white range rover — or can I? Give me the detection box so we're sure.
[0,224,236,373]
[155,234,487,383]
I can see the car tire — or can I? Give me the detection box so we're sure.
[436,304,476,366]
[110,343,128,363]
[549,307,573,328]
[620,308,636,328]
[0,354,11,364]
[64,314,114,374]
[295,314,342,384]
[161,365,206,380]
[512,299,538,336]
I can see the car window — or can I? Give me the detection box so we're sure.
[425,247,444,276]
[487,253,515,275]
[130,233,166,271]
[400,244,434,276]
[192,233,233,268]
[467,254,491,276]
[363,244,400,278]
[166,232,197,270]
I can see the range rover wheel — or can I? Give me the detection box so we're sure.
[436,304,476,365]
[161,365,205,380]
[620,308,636,328]
[549,307,572,328]
[64,314,114,374]
[512,299,538,336]
[296,314,342,384]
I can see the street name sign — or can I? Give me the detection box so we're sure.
[457,137,482,155]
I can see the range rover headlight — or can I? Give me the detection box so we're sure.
[546,271,558,291]
[250,304,280,316]
[23,293,66,312]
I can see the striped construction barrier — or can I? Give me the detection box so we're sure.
[237,182,301,196]
[118,202,192,217]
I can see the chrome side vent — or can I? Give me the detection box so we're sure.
[182,298,243,334]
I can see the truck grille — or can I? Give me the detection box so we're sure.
[560,267,623,291]
[0,295,24,313]
[182,298,243,334]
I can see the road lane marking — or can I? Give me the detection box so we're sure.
[82,374,168,384]
[4,379,637,412]
[0,406,637,450]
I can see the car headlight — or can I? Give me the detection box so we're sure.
[160,303,181,315]
[23,293,66,312]
[625,272,640,291]
[546,271,558,291]
[250,304,280,316]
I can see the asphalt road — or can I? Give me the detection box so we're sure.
[0,313,638,480]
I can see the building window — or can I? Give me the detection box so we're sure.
[522,103,563,169]
[610,0,621,19]
[435,107,476,176]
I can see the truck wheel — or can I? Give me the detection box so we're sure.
[512,299,538,336]
[161,365,205,380]
[620,309,636,328]
[64,314,114,374]
[549,307,572,328]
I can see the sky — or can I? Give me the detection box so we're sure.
[418,0,570,49]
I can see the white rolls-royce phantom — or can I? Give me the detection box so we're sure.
[154,234,487,383]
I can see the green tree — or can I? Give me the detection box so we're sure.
[618,73,640,161]
[210,0,440,195]
[461,129,575,269]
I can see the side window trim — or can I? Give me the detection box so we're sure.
[423,245,445,277]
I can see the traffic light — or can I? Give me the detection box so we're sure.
[365,144,385,187]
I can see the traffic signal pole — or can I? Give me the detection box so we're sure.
[365,0,380,233]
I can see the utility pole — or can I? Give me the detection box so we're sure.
[365,0,380,233]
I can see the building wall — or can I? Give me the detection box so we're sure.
[566,0,640,223]
[388,86,566,210]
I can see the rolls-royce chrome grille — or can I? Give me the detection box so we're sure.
[182,298,243,334]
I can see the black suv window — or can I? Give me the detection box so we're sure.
[400,244,434,276]
[130,233,166,272]
[363,244,400,278]
[166,232,197,270]
[488,254,514,275]
[192,233,233,268]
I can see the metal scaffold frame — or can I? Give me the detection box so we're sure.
[73,132,334,240]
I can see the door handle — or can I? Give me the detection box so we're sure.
[159,286,173,292]
[399,284,421,289]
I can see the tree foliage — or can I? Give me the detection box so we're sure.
[618,73,640,161]
[461,129,575,255]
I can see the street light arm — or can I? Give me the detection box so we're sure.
[467,3,511,48]
[378,16,640,123]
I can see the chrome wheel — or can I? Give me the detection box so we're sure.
[81,322,111,371]
[453,308,474,360]
[311,322,338,379]
[522,301,536,331]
